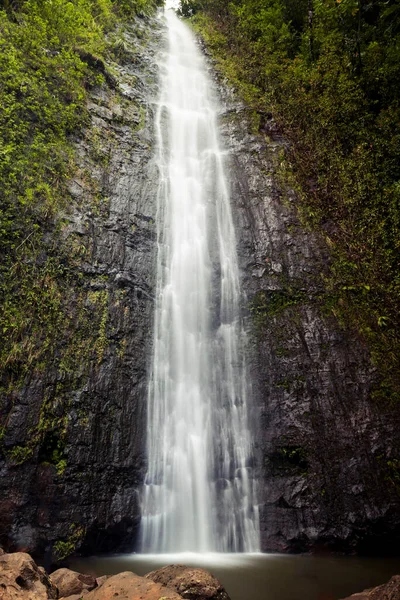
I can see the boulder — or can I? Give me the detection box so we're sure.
[339,575,400,600]
[145,565,231,600]
[83,570,182,600]
[95,575,109,588]
[50,568,96,597]
[0,551,57,600]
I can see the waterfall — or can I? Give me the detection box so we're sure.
[140,3,260,553]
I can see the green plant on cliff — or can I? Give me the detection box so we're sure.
[186,0,400,403]
[266,445,309,476]
[53,524,85,560]
[251,288,306,325]
[8,444,34,465]
[0,0,160,456]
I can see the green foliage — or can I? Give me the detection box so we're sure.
[39,431,67,474]
[53,524,85,560]
[386,459,400,488]
[87,289,110,363]
[0,0,156,453]
[177,0,201,17]
[266,445,309,476]
[8,444,34,465]
[189,0,400,403]
[115,0,163,17]
[377,454,400,495]
[250,288,305,332]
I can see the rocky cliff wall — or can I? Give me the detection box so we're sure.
[215,71,400,553]
[1,11,400,561]
[0,16,162,560]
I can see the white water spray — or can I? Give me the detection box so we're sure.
[140,4,259,553]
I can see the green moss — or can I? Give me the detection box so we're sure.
[89,126,110,165]
[132,104,146,133]
[266,445,309,477]
[275,346,290,357]
[117,337,128,360]
[0,0,159,454]
[275,379,291,391]
[250,288,306,332]
[191,1,400,404]
[53,524,85,561]
[274,375,305,392]
[382,458,400,494]
[38,431,67,474]
[8,445,34,465]
[87,289,110,364]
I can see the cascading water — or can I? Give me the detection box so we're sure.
[140,2,260,553]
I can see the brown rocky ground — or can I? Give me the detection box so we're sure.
[339,575,400,600]
[0,550,230,600]
[145,565,230,600]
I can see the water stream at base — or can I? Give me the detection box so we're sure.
[140,3,260,553]
[70,554,400,600]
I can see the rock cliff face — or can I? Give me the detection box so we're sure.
[215,72,400,553]
[1,11,400,560]
[0,16,163,558]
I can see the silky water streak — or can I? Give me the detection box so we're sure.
[140,5,260,553]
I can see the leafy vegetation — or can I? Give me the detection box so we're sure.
[251,288,306,325]
[266,445,309,476]
[53,524,85,560]
[38,431,67,474]
[184,0,400,403]
[0,0,159,458]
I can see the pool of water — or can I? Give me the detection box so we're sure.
[70,552,400,600]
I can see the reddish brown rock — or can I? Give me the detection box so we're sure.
[83,570,182,600]
[95,575,109,588]
[340,575,400,600]
[50,567,96,597]
[145,565,230,600]
[0,551,57,600]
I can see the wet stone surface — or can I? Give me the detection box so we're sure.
[0,16,164,557]
[213,57,400,552]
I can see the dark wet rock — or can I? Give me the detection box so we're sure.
[83,571,182,600]
[215,63,400,553]
[50,568,96,597]
[0,552,57,599]
[0,15,164,557]
[339,575,400,599]
[145,565,230,600]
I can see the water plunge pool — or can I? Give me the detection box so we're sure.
[71,552,400,600]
